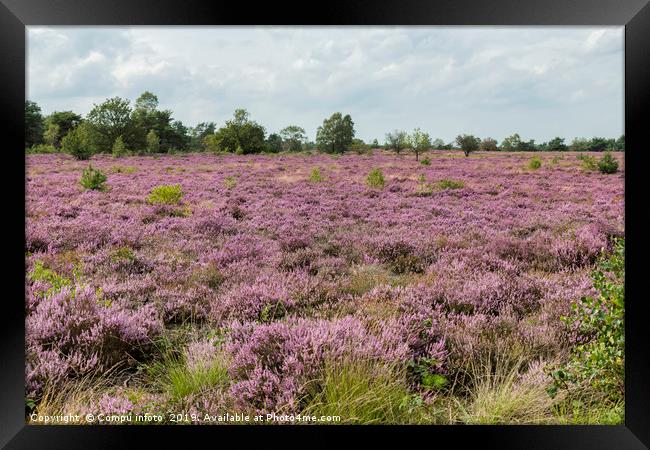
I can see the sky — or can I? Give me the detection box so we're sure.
[27,26,624,143]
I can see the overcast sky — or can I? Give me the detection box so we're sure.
[27,26,623,143]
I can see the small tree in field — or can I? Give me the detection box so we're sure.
[408,128,431,161]
[146,129,160,154]
[385,130,408,156]
[455,134,480,157]
[112,136,128,157]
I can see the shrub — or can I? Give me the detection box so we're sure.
[597,152,619,174]
[366,168,385,188]
[528,157,542,170]
[577,154,598,171]
[420,157,431,166]
[147,184,183,205]
[309,167,323,183]
[28,144,57,154]
[62,126,92,160]
[79,165,107,190]
[436,179,464,190]
[112,136,128,157]
[550,238,624,406]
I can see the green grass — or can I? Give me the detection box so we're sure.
[301,358,429,424]
[149,343,229,404]
[224,176,237,189]
[435,179,464,190]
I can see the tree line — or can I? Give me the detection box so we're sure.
[25,92,624,160]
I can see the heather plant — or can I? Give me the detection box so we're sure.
[366,168,385,188]
[25,150,624,424]
[146,184,183,205]
[79,165,107,190]
[598,152,618,174]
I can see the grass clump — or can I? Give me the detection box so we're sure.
[528,156,542,170]
[223,176,237,190]
[309,167,323,183]
[420,157,431,166]
[110,165,137,174]
[366,168,385,188]
[79,165,107,191]
[147,184,183,205]
[302,358,429,424]
[435,179,464,190]
[598,152,619,174]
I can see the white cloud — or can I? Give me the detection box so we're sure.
[27,26,623,142]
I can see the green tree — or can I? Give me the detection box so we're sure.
[316,112,355,154]
[146,129,160,154]
[189,122,216,151]
[210,109,266,154]
[500,133,522,152]
[25,100,44,149]
[407,128,431,161]
[86,97,135,152]
[545,137,568,151]
[44,111,82,148]
[431,138,446,150]
[265,133,283,153]
[385,130,408,155]
[455,134,480,157]
[43,123,60,147]
[280,125,307,152]
[61,123,96,160]
[569,137,590,152]
[479,137,498,151]
[112,135,128,157]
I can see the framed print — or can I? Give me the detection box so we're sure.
[1,0,649,447]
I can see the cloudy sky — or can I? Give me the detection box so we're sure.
[27,26,623,143]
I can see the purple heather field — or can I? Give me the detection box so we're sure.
[25,150,624,422]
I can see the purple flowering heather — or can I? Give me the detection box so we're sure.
[25,151,624,413]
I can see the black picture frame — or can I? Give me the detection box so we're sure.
[1,0,648,448]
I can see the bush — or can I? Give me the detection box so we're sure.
[528,157,542,170]
[436,179,464,190]
[28,144,57,154]
[62,126,93,160]
[598,152,619,174]
[366,168,385,188]
[79,165,107,190]
[550,238,624,406]
[147,184,183,205]
[309,167,323,183]
[577,154,598,171]
[112,136,128,157]
[420,157,431,166]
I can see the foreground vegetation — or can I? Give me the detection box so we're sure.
[25,150,624,424]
